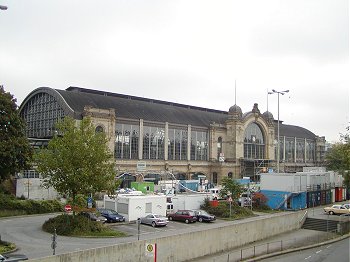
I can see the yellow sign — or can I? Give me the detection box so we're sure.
[145,243,155,257]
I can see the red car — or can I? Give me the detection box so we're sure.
[167,210,197,223]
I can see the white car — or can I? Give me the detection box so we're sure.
[323,204,350,215]
[342,203,350,209]
[140,214,168,227]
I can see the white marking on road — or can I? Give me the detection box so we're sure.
[305,255,312,260]
[326,245,332,249]
[316,250,322,254]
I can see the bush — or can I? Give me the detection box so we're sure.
[200,198,254,219]
[42,214,126,237]
[0,192,63,215]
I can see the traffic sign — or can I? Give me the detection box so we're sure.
[64,204,72,212]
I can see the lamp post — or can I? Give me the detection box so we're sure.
[268,89,289,174]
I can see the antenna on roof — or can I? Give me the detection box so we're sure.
[234,80,237,105]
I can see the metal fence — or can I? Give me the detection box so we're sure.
[208,230,339,262]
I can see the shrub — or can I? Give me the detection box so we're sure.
[42,214,125,237]
[0,193,63,215]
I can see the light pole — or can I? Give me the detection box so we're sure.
[268,89,289,174]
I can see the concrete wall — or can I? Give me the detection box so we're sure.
[16,178,59,200]
[28,210,306,262]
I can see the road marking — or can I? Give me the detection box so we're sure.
[326,245,332,249]
[316,250,322,254]
[305,255,312,260]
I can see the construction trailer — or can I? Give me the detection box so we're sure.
[260,170,345,210]
[260,172,307,210]
[104,193,167,222]
[167,193,212,214]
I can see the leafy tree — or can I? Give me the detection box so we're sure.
[0,86,33,183]
[35,117,118,209]
[326,126,350,191]
[219,177,243,201]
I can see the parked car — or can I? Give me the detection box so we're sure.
[323,204,350,215]
[96,208,125,223]
[167,210,197,223]
[140,214,168,227]
[79,211,107,223]
[0,253,28,261]
[342,203,350,209]
[237,193,252,207]
[193,210,216,222]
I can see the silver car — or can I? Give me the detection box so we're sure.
[140,214,168,227]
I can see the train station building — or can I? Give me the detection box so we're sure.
[19,86,326,187]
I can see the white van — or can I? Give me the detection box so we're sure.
[208,188,221,200]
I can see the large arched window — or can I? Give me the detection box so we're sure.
[244,122,265,159]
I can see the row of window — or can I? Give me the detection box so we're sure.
[115,123,209,161]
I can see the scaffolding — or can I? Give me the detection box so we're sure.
[240,159,272,182]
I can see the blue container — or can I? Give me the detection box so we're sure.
[260,190,306,210]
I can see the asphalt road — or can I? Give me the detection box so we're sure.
[0,213,229,259]
[1,203,348,260]
[263,237,350,262]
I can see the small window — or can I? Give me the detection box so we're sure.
[95,125,104,133]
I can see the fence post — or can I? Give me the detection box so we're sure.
[267,243,269,254]
[254,246,256,257]
[241,249,243,260]
[280,240,283,251]
[227,253,229,262]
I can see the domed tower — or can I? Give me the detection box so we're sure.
[262,111,274,125]
[228,104,242,119]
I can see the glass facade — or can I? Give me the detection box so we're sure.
[285,137,295,162]
[296,138,305,163]
[20,93,65,138]
[168,128,187,160]
[244,122,265,159]
[115,123,139,159]
[190,130,209,161]
[142,125,165,160]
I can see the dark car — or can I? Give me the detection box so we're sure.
[96,208,125,223]
[193,210,216,222]
[0,253,28,261]
[167,210,197,224]
[79,211,107,223]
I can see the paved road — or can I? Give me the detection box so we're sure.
[262,237,350,262]
[1,202,348,260]
[0,213,231,259]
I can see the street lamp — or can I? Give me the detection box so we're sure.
[268,89,289,174]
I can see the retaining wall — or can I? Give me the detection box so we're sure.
[29,210,306,262]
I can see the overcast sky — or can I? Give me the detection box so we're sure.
[1,0,349,143]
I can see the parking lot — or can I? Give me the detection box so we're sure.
[108,218,227,239]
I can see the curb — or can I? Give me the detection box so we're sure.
[244,233,350,261]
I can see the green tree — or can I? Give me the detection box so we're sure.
[35,117,118,208]
[219,177,243,201]
[325,140,350,190]
[0,86,33,183]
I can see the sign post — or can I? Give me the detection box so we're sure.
[227,196,233,217]
[145,243,157,261]
[64,204,72,213]
[87,197,93,209]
